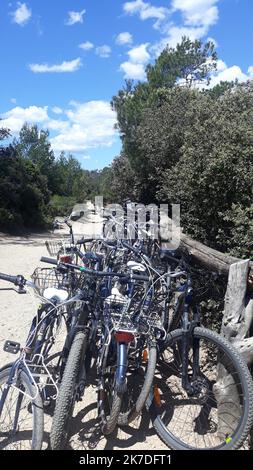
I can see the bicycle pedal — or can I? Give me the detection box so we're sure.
[3,340,20,354]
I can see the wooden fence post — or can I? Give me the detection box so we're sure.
[221,260,253,364]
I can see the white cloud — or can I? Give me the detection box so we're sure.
[79,41,94,51]
[96,45,111,58]
[46,119,69,132]
[152,24,206,54]
[10,98,17,104]
[116,32,133,46]
[52,106,63,115]
[123,0,145,14]
[209,63,252,88]
[0,101,118,154]
[123,0,170,29]
[128,43,150,63]
[11,2,31,26]
[0,106,49,133]
[65,9,86,26]
[120,43,150,80]
[248,66,253,78]
[172,0,219,28]
[216,59,227,72]
[29,58,82,73]
[51,101,117,152]
[120,62,146,80]
[152,1,220,52]
[125,1,221,55]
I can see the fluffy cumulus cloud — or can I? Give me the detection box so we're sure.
[0,106,49,133]
[29,58,82,73]
[248,66,253,78]
[115,32,133,46]
[79,41,94,51]
[155,1,220,54]
[96,45,111,58]
[11,2,32,26]
[172,0,219,28]
[120,43,150,80]
[0,101,118,154]
[50,101,117,152]
[65,9,86,26]
[123,0,170,29]
[208,61,253,88]
[123,1,221,56]
[120,62,146,80]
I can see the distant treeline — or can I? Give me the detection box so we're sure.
[0,124,112,231]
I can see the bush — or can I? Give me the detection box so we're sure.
[49,195,77,218]
[0,150,50,231]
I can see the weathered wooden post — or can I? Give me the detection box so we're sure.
[215,260,253,444]
[221,260,253,358]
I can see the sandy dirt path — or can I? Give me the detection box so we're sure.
[0,223,168,451]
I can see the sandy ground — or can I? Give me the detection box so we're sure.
[0,219,168,451]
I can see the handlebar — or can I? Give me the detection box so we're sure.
[0,272,25,285]
[76,237,95,245]
[40,257,150,282]
[0,273,26,289]
[40,256,58,266]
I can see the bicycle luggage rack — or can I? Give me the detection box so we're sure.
[10,354,59,401]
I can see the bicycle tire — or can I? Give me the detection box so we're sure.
[118,344,157,426]
[0,366,44,450]
[147,327,253,450]
[50,330,89,450]
[99,345,123,436]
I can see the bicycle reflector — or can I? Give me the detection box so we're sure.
[142,349,149,362]
[114,331,134,343]
[153,384,161,408]
[59,255,73,264]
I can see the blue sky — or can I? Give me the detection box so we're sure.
[0,0,252,170]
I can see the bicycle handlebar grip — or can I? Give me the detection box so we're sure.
[40,256,58,266]
[76,238,94,244]
[0,273,19,284]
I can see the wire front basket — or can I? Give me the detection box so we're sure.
[45,238,73,256]
[31,268,70,296]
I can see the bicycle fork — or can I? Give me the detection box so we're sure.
[181,302,200,395]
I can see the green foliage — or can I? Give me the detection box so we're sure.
[0,147,50,231]
[159,82,253,256]
[15,124,56,193]
[108,155,139,203]
[0,124,104,230]
[146,37,217,89]
[49,195,77,218]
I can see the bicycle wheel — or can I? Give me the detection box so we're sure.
[0,366,43,450]
[118,344,157,426]
[50,330,89,450]
[98,340,123,436]
[147,327,253,450]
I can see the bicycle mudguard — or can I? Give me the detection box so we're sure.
[115,342,128,394]
[0,362,14,374]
